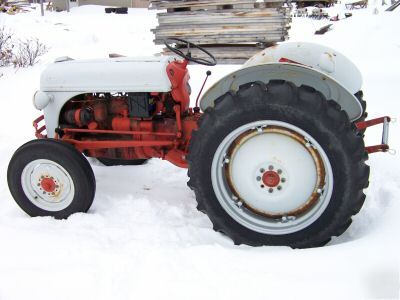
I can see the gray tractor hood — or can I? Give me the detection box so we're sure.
[40,56,174,93]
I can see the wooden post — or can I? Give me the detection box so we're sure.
[40,0,44,16]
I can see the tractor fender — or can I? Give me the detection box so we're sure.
[199,62,363,121]
[243,42,363,94]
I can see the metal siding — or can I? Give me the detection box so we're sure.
[53,0,67,10]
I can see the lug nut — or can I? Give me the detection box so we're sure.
[268,165,274,170]
[281,178,286,183]
[260,168,265,173]
[277,169,282,174]
[277,185,282,191]
[268,188,274,193]
[260,184,265,188]
[256,176,261,181]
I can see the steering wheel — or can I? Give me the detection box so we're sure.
[164,38,217,66]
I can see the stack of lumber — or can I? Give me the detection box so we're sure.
[0,0,30,14]
[150,0,291,64]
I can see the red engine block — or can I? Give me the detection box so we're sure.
[58,91,199,168]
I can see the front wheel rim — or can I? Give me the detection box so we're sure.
[211,120,334,235]
[21,159,75,212]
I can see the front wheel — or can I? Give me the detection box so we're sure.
[7,139,96,219]
[188,81,369,248]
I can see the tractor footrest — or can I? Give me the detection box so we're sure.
[355,116,391,154]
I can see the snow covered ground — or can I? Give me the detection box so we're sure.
[0,4,399,300]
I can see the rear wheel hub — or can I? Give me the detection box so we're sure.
[211,120,334,235]
[262,171,280,187]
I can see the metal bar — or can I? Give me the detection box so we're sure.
[33,115,47,139]
[365,144,390,154]
[382,117,389,145]
[355,116,391,130]
[62,139,175,151]
[62,128,176,137]
[33,115,44,126]
[355,116,392,154]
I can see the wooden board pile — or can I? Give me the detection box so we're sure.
[0,0,30,14]
[150,0,291,64]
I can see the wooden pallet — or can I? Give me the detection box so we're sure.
[150,0,284,10]
[157,9,290,25]
[150,0,290,64]
[2,0,29,5]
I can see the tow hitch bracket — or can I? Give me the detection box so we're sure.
[355,116,392,154]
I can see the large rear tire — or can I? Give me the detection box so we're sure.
[187,81,369,248]
[7,139,96,219]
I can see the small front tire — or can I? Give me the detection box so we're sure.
[7,139,96,219]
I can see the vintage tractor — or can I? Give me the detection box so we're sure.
[7,39,391,248]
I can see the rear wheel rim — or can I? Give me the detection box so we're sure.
[211,120,334,235]
[21,159,75,212]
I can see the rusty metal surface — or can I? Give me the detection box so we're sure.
[33,115,47,139]
[224,126,326,218]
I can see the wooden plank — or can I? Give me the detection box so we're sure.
[157,7,287,16]
[158,15,290,25]
[154,23,288,31]
[150,0,284,10]
[154,35,287,45]
[153,33,288,41]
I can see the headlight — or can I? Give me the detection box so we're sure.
[33,91,52,110]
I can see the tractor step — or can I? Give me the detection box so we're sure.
[355,116,392,154]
